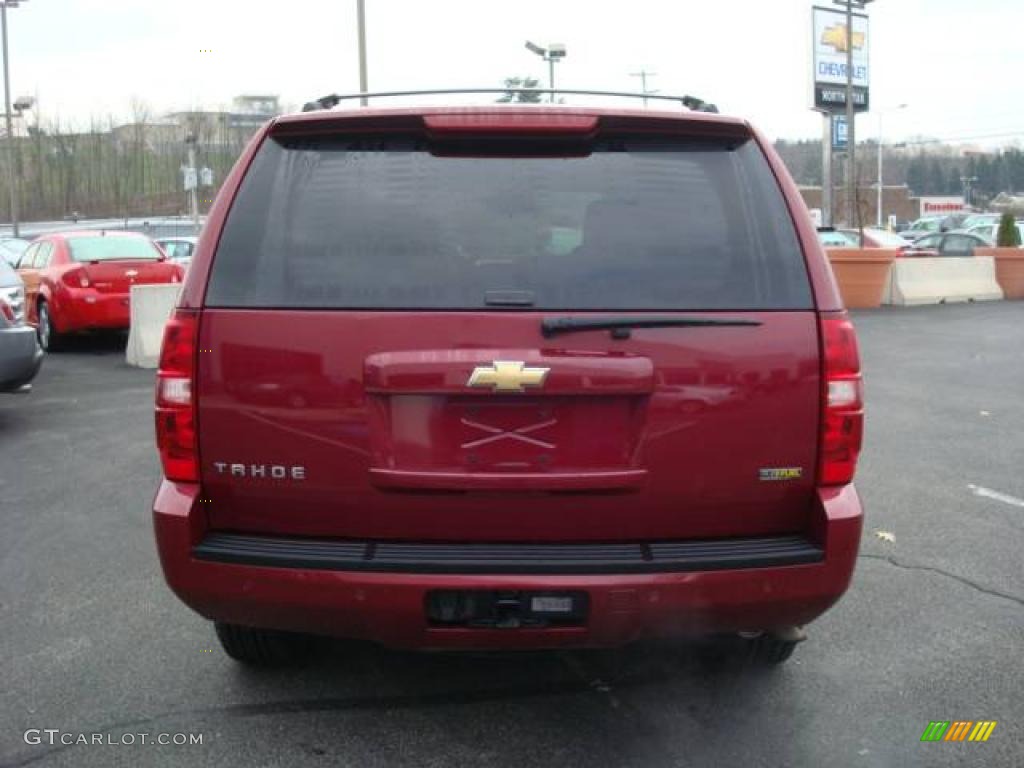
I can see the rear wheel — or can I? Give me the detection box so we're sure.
[214,621,311,666]
[36,301,62,352]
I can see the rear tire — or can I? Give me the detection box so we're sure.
[36,301,62,352]
[747,633,799,665]
[214,621,311,666]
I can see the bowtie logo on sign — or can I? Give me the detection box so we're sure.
[820,23,865,54]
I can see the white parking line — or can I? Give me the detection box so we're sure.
[967,484,1024,509]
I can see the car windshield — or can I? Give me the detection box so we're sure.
[819,231,856,247]
[67,236,162,262]
[0,239,30,265]
[209,135,812,311]
[964,214,1001,228]
[0,238,30,254]
[0,256,20,284]
[861,229,909,247]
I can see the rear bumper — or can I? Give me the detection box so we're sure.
[0,325,44,391]
[153,482,863,650]
[58,290,130,331]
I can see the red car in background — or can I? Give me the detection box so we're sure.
[16,231,183,351]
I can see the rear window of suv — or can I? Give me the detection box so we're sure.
[207,133,812,311]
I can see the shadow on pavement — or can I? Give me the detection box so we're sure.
[49,330,129,356]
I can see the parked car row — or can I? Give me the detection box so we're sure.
[895,212,1023,245]
[820,217,1022,257]
[0,228,187,392]
[818,228,912,251]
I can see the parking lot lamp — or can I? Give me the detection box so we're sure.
[357,0,368,106]
[1,0,28,237]
[876,103,907,227]
[525,41,567,103]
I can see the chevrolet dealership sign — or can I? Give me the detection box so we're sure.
[812,6,870,113]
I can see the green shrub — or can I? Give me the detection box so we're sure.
[996,212,1022,247]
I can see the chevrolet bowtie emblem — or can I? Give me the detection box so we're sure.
[467,361,550,393]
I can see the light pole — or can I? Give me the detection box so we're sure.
[184,132,199,231]
[356,0,368,106]
[876,102,907,228]
[960,175,978,208]
[1,0,28,237]
[525,41,567,102]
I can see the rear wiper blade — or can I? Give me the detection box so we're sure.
[541,315,762,338]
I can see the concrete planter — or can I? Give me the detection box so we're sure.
[825,248,897,309]
[976,247,1024,299]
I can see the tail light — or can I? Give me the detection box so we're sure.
[0,298,15,324]
[62,267,90,288]
[155,309,198,482]
[819,312,863,486]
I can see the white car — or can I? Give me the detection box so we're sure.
[154,236,198,267]
[964,220,1024,247]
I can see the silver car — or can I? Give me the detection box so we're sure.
[0,259,43,392]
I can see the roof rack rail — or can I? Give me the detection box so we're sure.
[301,88,719,114]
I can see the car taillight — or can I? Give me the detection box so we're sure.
[0,298,15,324]
[155,309,198,482]
[62,267,90,288]
[819,312,863,486]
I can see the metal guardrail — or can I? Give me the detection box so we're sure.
[302,88,719,114]
[0,216,203,240]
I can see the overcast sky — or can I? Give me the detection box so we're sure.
[6,0,1023,145]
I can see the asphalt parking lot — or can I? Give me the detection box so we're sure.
[1,303,1022,768]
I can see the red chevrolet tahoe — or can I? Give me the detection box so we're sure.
[153,97,864,666]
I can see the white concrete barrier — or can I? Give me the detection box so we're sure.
[883,256,1004,306]
[126,284,182,368]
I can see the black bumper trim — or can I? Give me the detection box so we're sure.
[192,533,823,575]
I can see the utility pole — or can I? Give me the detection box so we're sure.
[1,1,20,237]
[835,0,874,227]
[843,0,856,227]
[630,70,657,107]
[357,0,368,106]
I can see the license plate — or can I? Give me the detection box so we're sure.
[426,590,588,627]
[530,596,574,613]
